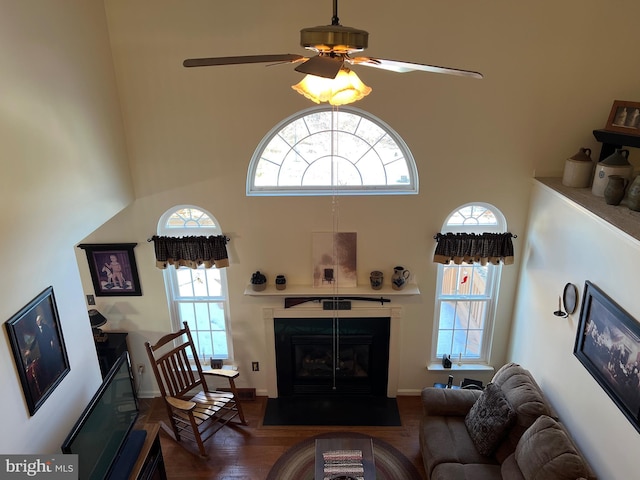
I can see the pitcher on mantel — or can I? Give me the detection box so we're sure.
[592,148,633,197]
[391,266,410,290]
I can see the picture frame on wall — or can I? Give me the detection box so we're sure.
[311,232,357,288]
[604,100,640,136]
[573,280,640,433]
[5,286,70,416]
[78,243,142,296]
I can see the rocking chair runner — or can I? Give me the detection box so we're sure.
[144,322,247,456]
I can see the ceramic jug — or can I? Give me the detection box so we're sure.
[592,148,632,197]
[251,271,267,291]
[562,147,594,188]
[627,175,640,211]
[604,175,628,206]
[391,266,410,290]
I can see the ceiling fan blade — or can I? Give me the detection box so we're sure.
[183,54,305,68]
[350,57,483,79]
[294,55,345,79]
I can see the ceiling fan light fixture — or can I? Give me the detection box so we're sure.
[291,67,372,106]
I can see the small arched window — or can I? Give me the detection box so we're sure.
[432,203,507,365]
[158,206,232,361]
[247,106,418,196]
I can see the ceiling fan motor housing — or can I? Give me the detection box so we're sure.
[300,25,368,54]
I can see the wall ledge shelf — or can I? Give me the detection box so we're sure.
[535,177,640,243]
[244,284,420,297]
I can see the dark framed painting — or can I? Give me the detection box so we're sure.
[5,286,70,416]
[574,281,640,433]
[78,243,142,296]
[604,100,640,135]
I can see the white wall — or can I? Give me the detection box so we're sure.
[510,181,640,479]
[0,1,133,454]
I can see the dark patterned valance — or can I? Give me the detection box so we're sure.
[433,232,515,266]
[151,235,229,269]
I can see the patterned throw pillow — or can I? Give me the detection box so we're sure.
[465,382,516,456]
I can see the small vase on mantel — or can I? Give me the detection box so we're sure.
[275,274,287,290]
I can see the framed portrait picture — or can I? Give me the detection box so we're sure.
[5,286,70,416]
[78,243,142,296]
[573,281,640,433]
[604,100,640,136]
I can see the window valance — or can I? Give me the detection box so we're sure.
[150,235,229,269]
[433,232,515,266]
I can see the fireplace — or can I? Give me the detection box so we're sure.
[274,317,390,397]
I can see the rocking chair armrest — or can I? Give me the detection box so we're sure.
[166,396,196,412]
[203,368,240,380]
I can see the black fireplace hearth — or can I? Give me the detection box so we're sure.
[274,317,390,397]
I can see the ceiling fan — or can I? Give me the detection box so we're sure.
[183,0,482,104]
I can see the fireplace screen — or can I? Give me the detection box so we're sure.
[275,317,390,396]
[294,335,371,380]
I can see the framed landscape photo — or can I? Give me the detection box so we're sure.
[5,286,70,416]
[573,281,640,433]
[604,100,640,135]
[78,243,142,296]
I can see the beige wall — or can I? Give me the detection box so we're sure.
[511,182,640,479]
[0,0,133,454]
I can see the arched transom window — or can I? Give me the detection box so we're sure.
[247,106,418,196]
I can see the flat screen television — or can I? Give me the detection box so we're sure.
[61,352,139,480]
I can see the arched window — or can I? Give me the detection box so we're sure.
[247,106,418,196]
[432,203,507,365]
[158,206,232,361]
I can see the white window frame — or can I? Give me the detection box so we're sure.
[247,106,419,196]
[158,206,233,362]
[431,203,506,365]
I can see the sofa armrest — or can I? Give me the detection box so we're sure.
[421,386,482,417]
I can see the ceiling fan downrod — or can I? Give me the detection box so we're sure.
[332,0,340,25]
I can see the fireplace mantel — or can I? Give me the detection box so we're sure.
[244,284,420,297]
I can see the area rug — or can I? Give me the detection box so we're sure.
[263,396,401,426]
[266,432,422,480]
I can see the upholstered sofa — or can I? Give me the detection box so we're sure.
[419,363,596,480]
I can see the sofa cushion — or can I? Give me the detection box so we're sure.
[422,387,483,417]
[490,363,554,462]
[431,462,502,480]
[501,454,526,480]
[515,415,591,480]
[464,383,516,456]
[420,415,497,477]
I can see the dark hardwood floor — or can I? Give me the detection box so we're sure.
[137,395,427,480]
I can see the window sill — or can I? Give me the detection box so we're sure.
[427,363,495,372]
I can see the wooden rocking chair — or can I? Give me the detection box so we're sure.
[145,322,247,456]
